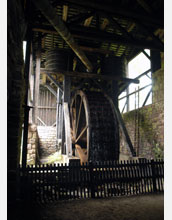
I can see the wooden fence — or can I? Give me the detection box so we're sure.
[19,159,164,203]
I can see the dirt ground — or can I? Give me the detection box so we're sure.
[29,194,164,220]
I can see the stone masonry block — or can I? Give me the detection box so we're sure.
[32,144,36,149]
[27,144,31,150]
[28,132,32,139]
[32,132,37,138]
[30,124,37,132]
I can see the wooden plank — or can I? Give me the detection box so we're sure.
[62,5,68,22]
[44,72,63,92]
[63,102,72,156]
[44,84,57,97]
[63,76,71,103]
[100,18,109,30]
[41,69,140,84]
[112,104,136,157]
[34,48,41,124]
[62,0,163,27]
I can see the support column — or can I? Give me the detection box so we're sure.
[56,87,63,151]
[63,76,72,157]
[22,36,31,168]
[33,39,41,124]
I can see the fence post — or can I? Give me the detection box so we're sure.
[151,159,157,192]
[89,162,95,198]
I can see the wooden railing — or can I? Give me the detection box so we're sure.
[19,159,164,203]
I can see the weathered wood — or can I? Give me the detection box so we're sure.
[44,72,63,92]
[136,0,152,14]
[34,47,41,124]
[63,76,71,103]
[75,144,88,164]
[119,83,152,100]
[20,159,164,201]
[32,24,163,50]
[118,69,151,95]
[37,116,46,126]
[60,0,163,27]
[22,35,31,168]
[84,16,93,27]
[63,102,72,156]
[41,68,140,84]
[38,106,56,109]
[32,0,93,72]
[62,5,68,22]
[44,84,57,97]
[67,11,95,26]
[113,105,136,157]
[57,88,63,140]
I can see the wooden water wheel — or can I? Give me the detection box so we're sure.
[70,90,119,163]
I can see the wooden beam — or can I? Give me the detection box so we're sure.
[70,28,163,51]
[63,102,72,157]
[100,18,109,30]
[102,13,133,40]
[67,11,95,26]
[84,16,93,27]
[32,24,163,51]
[136,0,152,14]
[41,68,140,84]
[113,105,136,157]
[62,5,68,22]
[79,45,113,55]
[22,35,32,168]
[60,0,163,27]
[32,0,93,72]
[44,71,63,92]
[127,23,136,32]
[118,69,151,95]
[63,76,71,103]
[43,84,57,97]
[57,88,63,140]
[34,47,41,125]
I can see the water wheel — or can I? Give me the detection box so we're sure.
[70,90,119,163]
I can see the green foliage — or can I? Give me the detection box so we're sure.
[45,152,63,164]
[153,143,164,159]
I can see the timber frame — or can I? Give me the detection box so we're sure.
[21,0,164,164]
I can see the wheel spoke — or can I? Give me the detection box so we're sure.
[75,125,88,143]
[75,97,83,137]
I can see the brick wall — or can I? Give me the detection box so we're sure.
[120,68,164,159]
[37,126,57,158]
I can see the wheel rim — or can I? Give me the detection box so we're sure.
[70,90,90,160]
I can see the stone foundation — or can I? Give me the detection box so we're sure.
[27,124,39,165]
[37,126,57,158]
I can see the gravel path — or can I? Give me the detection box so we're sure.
[32,194,163,220]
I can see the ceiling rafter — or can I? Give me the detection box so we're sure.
[62,5,68,21]
[32,24,163,51]
[67,10,95,26]
[57,0,163,27]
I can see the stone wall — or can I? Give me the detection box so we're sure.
[27,124,39,165]
[120,68,164,160]
[37,126,57,158]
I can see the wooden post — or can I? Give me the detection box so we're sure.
[151,159,157,192]
[63,76,72,156]
[33,39,41,124]
[22,36,31,168]
[56,88,63,150]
